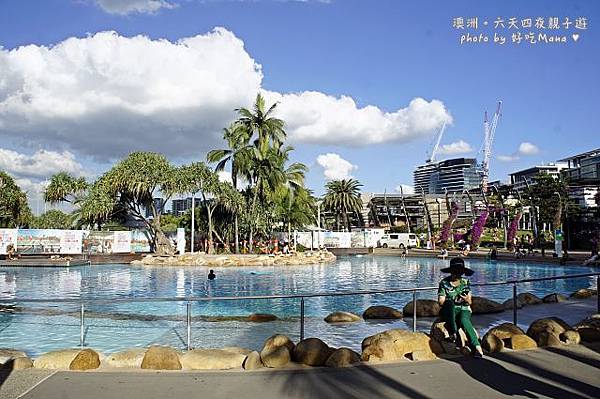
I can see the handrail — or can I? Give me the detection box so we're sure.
[2,272,598,304]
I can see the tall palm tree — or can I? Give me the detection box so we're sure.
[322,179,363,231]
[236,93,286,157]
[207,123,252,253]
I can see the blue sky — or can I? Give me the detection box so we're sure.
[0,0,599,206]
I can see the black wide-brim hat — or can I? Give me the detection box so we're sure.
[441,257,474,276]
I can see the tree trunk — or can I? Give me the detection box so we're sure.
[234,215,239,254]
[248,184,259,252]
[207,205,214,254]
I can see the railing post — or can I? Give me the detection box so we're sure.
[80,303,85,348]
[512,283,518,325]
[597,275,599,314]
[186,301,192,351]
[412,290,417,332]
[300,297,305,341]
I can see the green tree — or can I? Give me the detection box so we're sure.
[322,179,363,231]
[79,152,193,255]
[44,172,89,228]
[32,209,72,229]
[272,186,316,241]
[0,172,32,227]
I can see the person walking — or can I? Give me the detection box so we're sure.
[438,258,484,357]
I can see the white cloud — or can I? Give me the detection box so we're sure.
[217,170,232,183]
[394,184,414,194]
[0,29,452,162]
[518,142,539,155]
[94,0,176,15]
[497,141,540,162]
[436,140,473,156]
[0,148,86,179]
[265,91,452,146]
[316,153,357,180]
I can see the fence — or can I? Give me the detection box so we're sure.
[1,273,598,351]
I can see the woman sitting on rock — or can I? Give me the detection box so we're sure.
[438,258,484,358]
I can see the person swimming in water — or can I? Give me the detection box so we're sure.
[208,269,216,280]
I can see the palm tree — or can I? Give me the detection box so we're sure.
[236,93,286,157]
[322,179,363,231]
[207,123,252,253]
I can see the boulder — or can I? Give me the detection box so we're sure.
[325,348,360,367]
[361,329,442,363]
[4,357,33,370]
[179,349,246,370]
[293,338,333,367]
[574,314,600,342]
[103,348,147,368]
[141,346,181,370]
[502,298,524,310]
[429,319,471,354]
[221,347,252,356]
[243,351,264,370]
[324,311,362,323]
[363,305,403,320]
[247,314,278,322]
[70,349,101,371]
[527,317,580,347]
[542,293,568,303]
[560,330,581,345]
[570,288,598,299]
[482,323,532,353]
[262,334,295,354]
[402,300,440,317]
[34,349,101,370]
[482,333,504,353]
[260,346,291,368]
[0,349,27,366]
[471,297,504,314]
[508,335,537,350]
[516,292,543,306]
[409,350,437,361]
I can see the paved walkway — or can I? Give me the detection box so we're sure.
[1,343,598,399]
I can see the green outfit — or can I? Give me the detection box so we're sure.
[438,276,480,348]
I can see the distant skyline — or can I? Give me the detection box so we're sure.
[1,0,599,209]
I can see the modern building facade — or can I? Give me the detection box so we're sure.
[508,163,568,192]
[171,197,202,216]
[414,158,484,195]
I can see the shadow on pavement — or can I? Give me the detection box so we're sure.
[273,364,432,399]
[447,353,600,399]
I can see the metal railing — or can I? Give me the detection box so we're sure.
[1,272,598,350]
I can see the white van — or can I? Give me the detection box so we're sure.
[378,233,418,249]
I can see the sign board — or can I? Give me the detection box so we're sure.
[113,231,132,253]
[0,229,18,255]
[177,228,186,254]
[60,230,83,254]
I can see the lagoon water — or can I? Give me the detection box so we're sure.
[0,256,596,356]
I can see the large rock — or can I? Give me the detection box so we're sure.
[570,288,598,299]
[527,317,580,347]
[503,298,524,310]
[363,306,403,320]
[141,346,181,370]
[325,311,362,323]
[471,297,504,314]
[103,348,147,368]
[0,349,27,366]
[430,319,476,353]
[179,349,246,370]
[260,334,294,368]
[361,329,442,363]
[516,292,543,306]
[293,338,333,367]
[260,346,291,368]
[402,300,440,317]
[543,293,568,303]
[70,349,101,371]
[4,357,33,370]
[325,348,360,367]
[221,347,252,356]
[574,314,600,342]
[34,349,100,370]
[243,351,263,370]
[262,334,295,353]
[247,314,278,322]
[481,323,533,353]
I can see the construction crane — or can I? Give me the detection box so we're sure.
[482,101,502,192]
[427,122,447,163]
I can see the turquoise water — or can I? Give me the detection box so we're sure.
[0,256,596,356]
